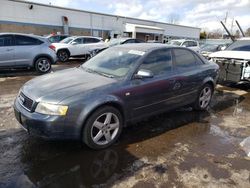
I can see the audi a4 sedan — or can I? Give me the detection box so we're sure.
[14,44,219,149]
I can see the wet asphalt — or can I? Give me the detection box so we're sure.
[0,61,250,188]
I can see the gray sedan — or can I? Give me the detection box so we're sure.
[14,44,219,149]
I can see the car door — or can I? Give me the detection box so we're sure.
[0,34,15,66]
[126,49,180,119]
[14,35,43,66]
[69,38,84,56]
[172,48,204,105]
[84,38,104,52]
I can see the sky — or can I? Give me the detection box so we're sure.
[27,0,250,33]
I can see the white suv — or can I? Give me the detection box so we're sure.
[169,39,200,53]
[52,36,108,62]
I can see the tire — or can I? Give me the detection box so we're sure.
[193,84,213,111]
[83,106,123,150]
[34,57,52,73]
[57,50,69,62]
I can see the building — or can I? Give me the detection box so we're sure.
[0,0,201,41]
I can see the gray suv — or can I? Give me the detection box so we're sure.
[0,33,57,73]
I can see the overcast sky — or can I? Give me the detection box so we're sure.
[28,0,250,32]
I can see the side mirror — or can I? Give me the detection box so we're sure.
[71,42,78,45]
[134,69,154,79]
[182,44,187,47]
[220,46,226,51]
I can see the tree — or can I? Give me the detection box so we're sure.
[246,28,250,37]
[168,13,180,24]
[200,31,207,39]
[235,30,240,38]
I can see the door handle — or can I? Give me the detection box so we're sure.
[6,49,14,51]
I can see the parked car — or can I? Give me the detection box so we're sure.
[0,33,57,73]
[107,37,145,47]
[51,36,108,62]
[200,43,225,59]
[209,38,250,83]
[45,34,70,43]
[169,39,200,53]
[147,40,161,43]
[14,44,219,149]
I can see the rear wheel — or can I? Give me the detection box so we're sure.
[34,57,51,73]
[193,84,213,110]
[57,50,69,62]
[83,106,123,150]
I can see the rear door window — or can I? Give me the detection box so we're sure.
[139,49,172,76]
[84,38,100,43]
[15,35,43,46]
[0,35,13,47]
[173,49,196,68]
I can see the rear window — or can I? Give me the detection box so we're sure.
[15,35,43,46]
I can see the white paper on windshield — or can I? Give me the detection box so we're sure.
[128,50,145,56]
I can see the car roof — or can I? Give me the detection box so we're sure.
[171,39,197,42]
[72,36,103,39]
[0,32,48,41]
[113,43,182,52]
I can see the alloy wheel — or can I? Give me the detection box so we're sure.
[37,59,51,72]
[199,86,212,109]
[91,112,120,146]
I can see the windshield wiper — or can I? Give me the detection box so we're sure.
[81,67,114,78]
[96,72,114,78]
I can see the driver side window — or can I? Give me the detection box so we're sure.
[73,38,83,44]
[139,49,172,76]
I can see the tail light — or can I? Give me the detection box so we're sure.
[49,45,56,51]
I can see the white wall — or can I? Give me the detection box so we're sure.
[0,0,200,39]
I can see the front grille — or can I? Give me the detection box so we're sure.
[19,92,34,111]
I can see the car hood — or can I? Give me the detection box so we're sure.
[22,67,117,104]
[209,50,250,60]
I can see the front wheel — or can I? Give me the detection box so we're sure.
[35,57,51,73]
[82,106,123,150]
[193,84,213,111]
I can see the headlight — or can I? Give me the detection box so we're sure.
[35,102,68,116]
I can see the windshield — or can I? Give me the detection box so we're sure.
[60,37,74,44]
[226,40,250,51]
[81,47,144,78]
[201,44,218,52]
[169,41,182,46]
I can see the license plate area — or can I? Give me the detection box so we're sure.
[14,109,22,124]
[14,108,28,131]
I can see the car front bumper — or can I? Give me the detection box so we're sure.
[13,98,81,140]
